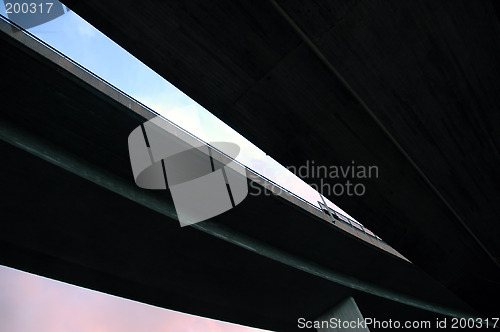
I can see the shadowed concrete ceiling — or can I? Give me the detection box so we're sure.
[60,0,500,317]
[0,17,480,331]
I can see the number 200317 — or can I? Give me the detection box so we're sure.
[5,2,54,14]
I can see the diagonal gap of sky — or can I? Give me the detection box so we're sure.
[0,4,386,332]
[0,4,358,220]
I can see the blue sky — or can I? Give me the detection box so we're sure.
[0,4,367,332]
[0,4,354,216]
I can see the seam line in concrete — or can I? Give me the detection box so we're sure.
[267,0,500,270]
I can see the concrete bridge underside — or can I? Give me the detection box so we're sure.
[0,17,480,331]
[59,0,500,317]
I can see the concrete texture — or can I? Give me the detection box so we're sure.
[58,0,500,317]
[0,17,480,331]
[316,297,368,332]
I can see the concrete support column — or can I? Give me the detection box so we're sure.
[316,297,369,332]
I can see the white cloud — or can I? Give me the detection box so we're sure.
[69,12,97,38]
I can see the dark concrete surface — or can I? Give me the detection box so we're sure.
[58,0,500,317]
[0,17,481,331]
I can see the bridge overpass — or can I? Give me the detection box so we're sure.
[57,0,500,319]
[0,16,482,331]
